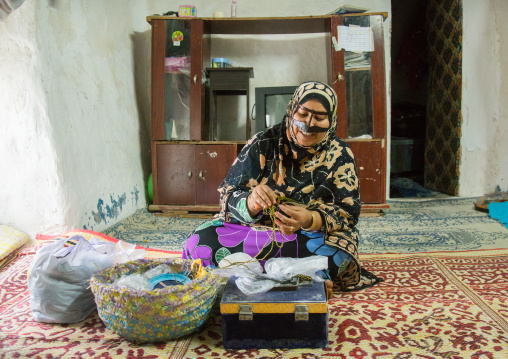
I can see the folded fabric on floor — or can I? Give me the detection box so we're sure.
[0,225,28,262]
[360,197,508,253]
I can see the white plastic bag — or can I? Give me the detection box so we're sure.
[28,235,116,323]
[263,256,328,282]
[114,240,145,264]
[226,255,329,295]
[214,252,264,278]
[111,264,174,291]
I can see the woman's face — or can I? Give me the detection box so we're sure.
[291,99,330,147]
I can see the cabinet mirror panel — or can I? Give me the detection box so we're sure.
[346,69,373,138]
[343,16,374,139]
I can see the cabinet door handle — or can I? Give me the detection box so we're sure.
[193,74,197,84]
[188,171,192,178]
[334,73,344,84]
[199,170,205,181]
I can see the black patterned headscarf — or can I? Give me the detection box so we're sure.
[286,81,338,149]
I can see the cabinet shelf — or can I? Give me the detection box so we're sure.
[147,14,388,34]
[205,67,254,78]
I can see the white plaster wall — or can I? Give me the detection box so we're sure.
[0,1,68,238]
[491,0,508,191]
[36,1,151,232]
[460,0,508,196]
[1,0,152,242]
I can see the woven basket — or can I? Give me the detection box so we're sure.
[90,258,220,343]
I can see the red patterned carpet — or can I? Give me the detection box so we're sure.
[1,244,508,358]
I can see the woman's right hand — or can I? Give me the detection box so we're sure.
[247,184,277,217]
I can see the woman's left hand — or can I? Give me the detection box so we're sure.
[274,204,313,235]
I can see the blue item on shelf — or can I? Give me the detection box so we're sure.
[212,57,230,68]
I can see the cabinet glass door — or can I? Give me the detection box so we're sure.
[343,16,373,139]
[164,19,191,140]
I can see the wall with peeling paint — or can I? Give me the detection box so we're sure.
[460,0,508,195]
[1,0,151,244]
[0,1,68,239]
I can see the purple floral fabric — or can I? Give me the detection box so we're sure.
[182,234,212,267]
[217,222,297,259]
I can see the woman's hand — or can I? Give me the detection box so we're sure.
[247,184,278,217]
[274,204,314,235]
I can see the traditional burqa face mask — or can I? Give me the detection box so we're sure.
[290,103,332,133]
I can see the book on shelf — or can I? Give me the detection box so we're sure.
[328,4,369,15]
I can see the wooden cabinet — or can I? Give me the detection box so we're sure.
[153,143,239,207]
[147,14,388,212]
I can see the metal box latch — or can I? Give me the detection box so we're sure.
[295,305,309,321]
[239,305,253,321]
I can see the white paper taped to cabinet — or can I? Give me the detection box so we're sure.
[333,25,374,52]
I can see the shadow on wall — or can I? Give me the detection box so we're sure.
[0,0,25,19]
[131,30,152,203]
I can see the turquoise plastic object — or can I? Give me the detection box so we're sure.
[149,273,191,290]
[148,173,153,202]
[488,201,508,228]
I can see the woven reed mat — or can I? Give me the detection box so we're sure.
[2,243,508,358]
[102,198,508,254]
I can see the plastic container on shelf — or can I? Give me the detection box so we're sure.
[212,57,231,68]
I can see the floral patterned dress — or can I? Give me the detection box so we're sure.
[182,81,381,291]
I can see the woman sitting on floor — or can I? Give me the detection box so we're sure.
[182,80,380,291]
